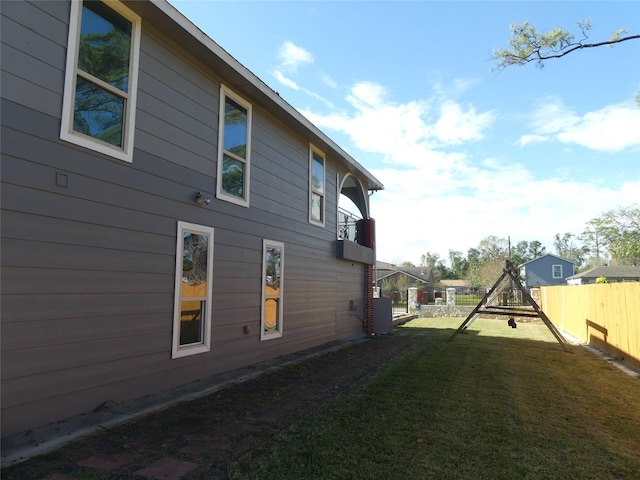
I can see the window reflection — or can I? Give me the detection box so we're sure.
[74,76,124,146]
[264,245,282,333]
[182,233,208,285]
[264,299,279,331]
[224,98,247,157]
[180,300,204,345]
[311,193,322,222]
[73,1,132,147]
[221,155,245,197]
[310,151,325,223]
[79,2,131,91]
[265,246,281,289]
[312,155,324,193]
[179,233,208,346]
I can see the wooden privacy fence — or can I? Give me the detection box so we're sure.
[540,283,640,369]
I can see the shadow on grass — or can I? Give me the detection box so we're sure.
[230,318,640,480]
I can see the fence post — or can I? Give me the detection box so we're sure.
[446,287,456,306]
[408,287,418,313]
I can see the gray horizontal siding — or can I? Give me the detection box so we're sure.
[1,0,368,438]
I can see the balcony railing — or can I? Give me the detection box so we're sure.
[338,207,361,242]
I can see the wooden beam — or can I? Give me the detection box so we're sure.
[449,260,571,353]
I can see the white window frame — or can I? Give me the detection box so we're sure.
[552,264,563,279]
[60,0,141,162]
[261,239,284,341]
[216,85,252,207]
[309,145,325,226]
[172,221,214,359]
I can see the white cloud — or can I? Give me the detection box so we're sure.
[273,70,300,90]
[518,134,547,147]
[557,105,640,151]
[521,98,640,152]
[272,41,310,91]
[433,101,495,144]
[276,41,313,72]
[302,81,494,169]
[370,157,640,265]
[297,77,636,266]
[321,74,338,89]
[271,41,336,109]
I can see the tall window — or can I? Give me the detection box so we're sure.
[172,222,214,358]
[60,0,141,162]
[261,240,284,340]
[552,264,563,279]
[309,146,325,226]
[217,86,252,207]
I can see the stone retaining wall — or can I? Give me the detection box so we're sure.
[413,305,543,322]
[414,305,475,318]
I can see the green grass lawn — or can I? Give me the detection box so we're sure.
[229,318,640,480]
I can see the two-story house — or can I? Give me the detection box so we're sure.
[520,254,575,289]
[1,0,383,443]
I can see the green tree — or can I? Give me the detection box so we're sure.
[465,237,509,288]
[596,205,640,266]
[512,240,547,266]
[528,240,547,259]
[512,240,528,266]
[492,19,640,103]
[448,250,468,279]
[466,247,482,288]
[420,252,440,269]
[477,260,505,289]
[492,19,639,69]
[419,252,456,282]
[554,232,589,268]
[580,218,609,268]
[477,236,509,262]
[434,260,455,281]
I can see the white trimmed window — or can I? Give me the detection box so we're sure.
[60,0,141,162]
[309,146,325,226]
[261,239,284,341]
[217,86,252,207]
[552,264,563,279]
[172,221,214,358]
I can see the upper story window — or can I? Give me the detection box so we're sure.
[217,86,252,207]
[552,264,563,279]
[309,146,325,226]
[172,221,214,358]
[60,0,141,162]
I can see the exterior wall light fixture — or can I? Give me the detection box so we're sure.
[195,192,211,205]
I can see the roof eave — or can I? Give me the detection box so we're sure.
[127,0,384,192]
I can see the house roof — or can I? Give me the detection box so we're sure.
[131,0,384,192]
[566,266,640,280]
[377,266,434,285]
[520,253,574,267]
[440,279,469,288]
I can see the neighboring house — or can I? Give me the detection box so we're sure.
[376,264,436,289]
[520,254,575,288]
[1,0,383,441]
[566,266,640,285]
[440,279,470,291]
[376,263,435,301]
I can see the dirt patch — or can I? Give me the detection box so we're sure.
[2,332,420,479]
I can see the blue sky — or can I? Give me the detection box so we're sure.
[170,0,640,265]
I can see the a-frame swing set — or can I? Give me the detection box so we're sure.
[448,260,571,353]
